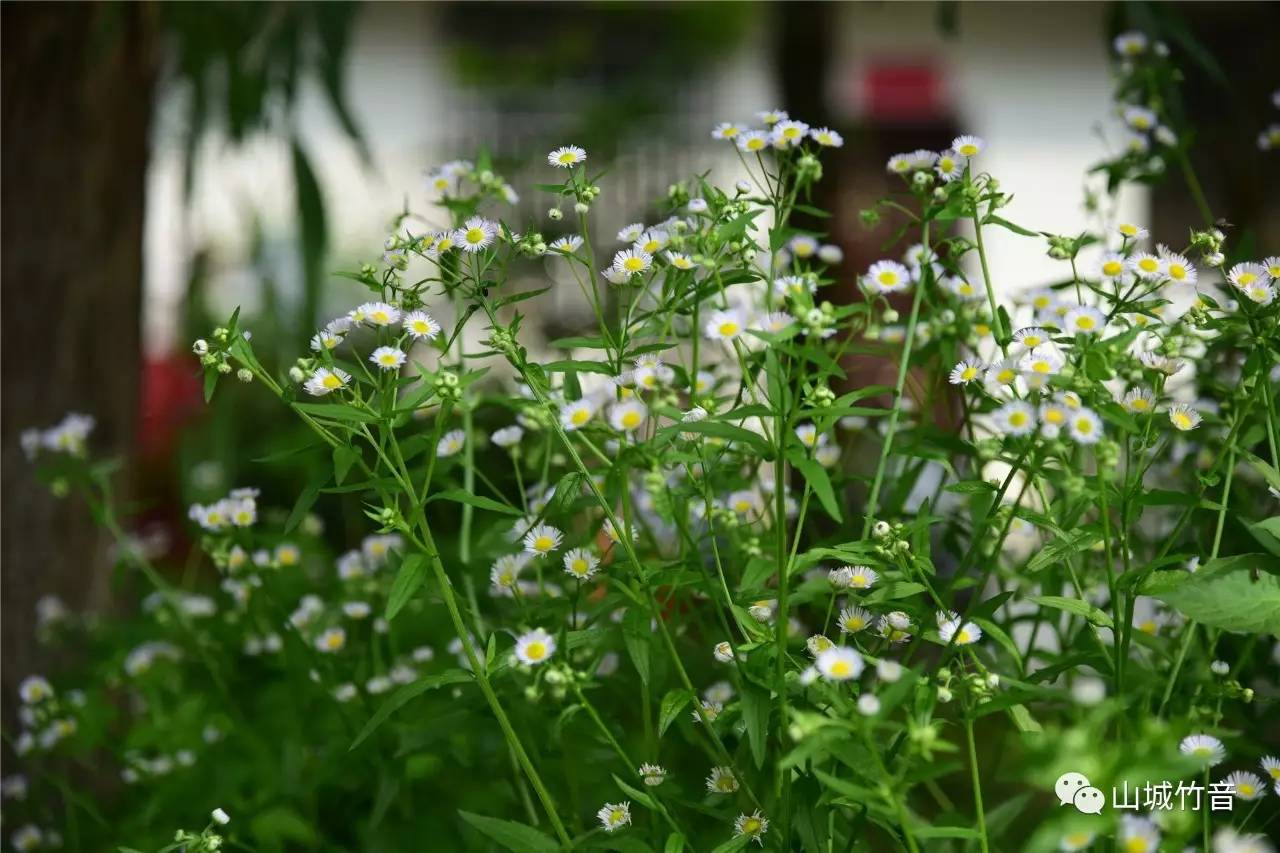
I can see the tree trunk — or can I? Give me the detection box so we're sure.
[1,4,155,707]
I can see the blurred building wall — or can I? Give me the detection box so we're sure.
[143,2,1146,357]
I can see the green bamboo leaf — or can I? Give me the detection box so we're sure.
[622,607,652,685]
[350,670,473,750]
[1026,594,1114,628]
[658,689,693,736]
[740,684,770,768]
[385,554,427,621]
[793,456,842,522]
[426,489,522,516]
[457,811,560,853]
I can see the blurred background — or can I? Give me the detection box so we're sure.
[3,0,1277,705]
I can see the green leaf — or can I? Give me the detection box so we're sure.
[793,456,842,522]
[1027,594,1114,628]
[350,670,472,749]
[1153,560,1280,634]
[709,836,752,853]
[611,774,656,809]
[457,811,560,853]
[664,834,685,853]
[386,554,427,621]
[657,420,773,458]
[1025,528,1100,573]
[292,402,380,423]
[983,214,1039,238]
[622,607,652,685]
[250,805,317,846]
[658,689,693,737]
[285,467,330,533]
[740,684,770,768]
[426,489,522,516]
[332,445,360,485]
[1247,517,1280,557]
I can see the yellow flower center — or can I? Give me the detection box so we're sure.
[1168,264,1186,279]
[877,271,898,286]
[624,257,645,272]
[956,629,972,643]
[525,641,547,660]
[571,559,589,575]
[845,617,865,631]
[621,411,641,429]
[571,409,590,425]
[1139,258,1158,272]
[1103,261,1123,276]
[718,321,739,337]
[1131,398,1149,411]
[558,152,577,164]
[1009,412,1028,427]
[959,144,978,156]
[534,536,554,552]
[465,227,485,245]
[322,374,343,389]
[1125,838,1151,853]
[1238,272,1257,285]
[746,138,765,151]
[379,354,398,365]
[829,659,852,677]
[1173,413,1192,429]
[975,323,991,336]
[1075,418,1093,434]
[1075,316,1095,330]
[961,367,978,381]
[996,369,1015,384]
[1119,224,1138,236]
[1239,783,1255,796]
[1045,409,1065,425]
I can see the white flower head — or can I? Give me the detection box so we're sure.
[1179,733,1226,766]
[816,646,864,681]
[952,134,984,158]
[706,765,739,794]
[548,145,587,168]
[563,547,600,581]
[370,346,407,371]
[734,811,770,845]
[523,523,564,558]
[597,801,631,832]
[456,216,498,253]
[437,429,466,458]
[404,310,441,340]
[514,627,556,665]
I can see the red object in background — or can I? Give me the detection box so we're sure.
[861,62,943,122]
[138,354,203,460]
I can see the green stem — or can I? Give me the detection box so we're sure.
[965,714,990,853]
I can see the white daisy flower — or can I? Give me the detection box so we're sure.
[865,260,911,294]
[1263,256,1280,279]
[1225,770,1265,801]
[1117,222,1148,241]
[617,222,645,243]
[876,659,903,682]
[816,646,864,681]
[342,601,371,619]
[1243,281,1275,305]
[1179,733,1226,766]
[1259,755,1280,782]
[563,548,599,580]
[369,346,406,371]
[995,400,1036,437]
[523,523,564,558]
[952,135,984,158]
[437,429,466,458]
[1064,305,1106,335]
[713,641,736,663]
[706,766,739,794]
[665,251,696,270]
[560,399,596,431]
[789,234,819,258]
[935,150,964,182]
[737,130,771,153]
[1168,404,1201,431]
[1128,252,1166,279]
[794,422,821,449]
[360,301,401,327]
[1122,105,1158,132]
[491,425,524,448]
[847,566,878,590]
[315,627,346,653]
[597,801,631,833]
[1139,351,1184,375]
[1114,31,1147,56]
[514,628,556,665]
[886,153,913,174]
[837,605,873,634]
[635,229,670,254]
[810,127,843,147]
[639,763,667,786]
[806,634,835,657]
[711,123,742,141]
[456,216,498,253]
[772,119,810,147]
[548,145,587,168]
[1067,408,1103,444]
[612,248,653,277]
[1012,326,1052,349]
[734,811,770,845]
[310,328,344,352]
[18,677,52,705]
[303,367,352,397]
[748,600,776,623]
[1019,346,1064,378]
[938,614,982,646]
[1118,816,1160,853]
[550,235,583,254]
[756,108,788,124]
[1160,250,1197,285]
[404,310,441,340]
[609,400,647,433]
[1121,388,1156,414]
[704,308,745,341]
[489,554,528,594]
[1096,251,1128,281]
